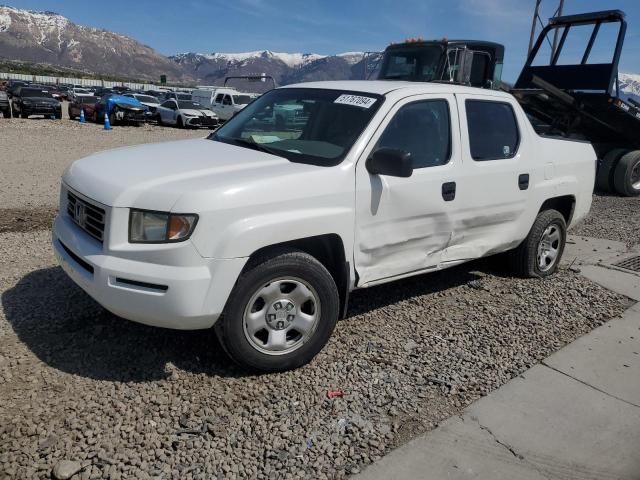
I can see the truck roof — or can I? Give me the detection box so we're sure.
[283,80,513,98]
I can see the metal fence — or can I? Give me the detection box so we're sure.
[0,71,165,91]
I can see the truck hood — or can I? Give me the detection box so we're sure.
[63,138,311,210]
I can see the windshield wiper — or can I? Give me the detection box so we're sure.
[228,137,285,158]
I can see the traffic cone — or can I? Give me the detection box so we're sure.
[80,109,85,123]
[104,111,111,130]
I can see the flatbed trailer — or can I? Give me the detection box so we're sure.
[511,10,640,196]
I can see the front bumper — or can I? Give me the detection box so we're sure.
[52,211,246,330]
[185,116,218,127]
[22,104,61,115]
[114,109,146,123]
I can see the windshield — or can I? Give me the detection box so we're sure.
[178,100,202,109]
[211,88,384,167]
[379,45,443,81]
[21,88,52,98]
[233,95,253,105]
[135,95,159,103]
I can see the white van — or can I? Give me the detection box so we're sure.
[210,88,259,121]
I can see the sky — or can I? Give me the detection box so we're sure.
[6,0,640,81]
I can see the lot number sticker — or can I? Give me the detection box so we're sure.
[334,94,377,109]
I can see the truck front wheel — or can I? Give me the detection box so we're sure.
[613,150,640,197]
[508,209,567,278]
[216,250,339,372]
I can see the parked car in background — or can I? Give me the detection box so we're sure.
[0,90,11,118]
[6,80,28,98]
[211,89,257,121]
[69,88,93,103]
[92,94,147,125]
[68,95,99,120]
[124,93,161,120]
[93,87,114,98]
[11,86,62,119]
[163,91,192,102]
[156,98,218,128]
[44,85,64,101]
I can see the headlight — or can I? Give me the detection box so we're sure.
[22,100,32,105]
[183,113,197,117]
[129,210,198,243]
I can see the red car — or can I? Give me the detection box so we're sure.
[68,96,98,120]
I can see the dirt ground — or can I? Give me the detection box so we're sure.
[0,104,205,210]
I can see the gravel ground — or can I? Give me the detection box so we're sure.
[572,194,640,248]
[0,106,205,210]
[0,229,629,479]
[0,118,636,478]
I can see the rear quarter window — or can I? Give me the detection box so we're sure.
[466,100,520,161]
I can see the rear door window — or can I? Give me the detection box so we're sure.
[465,100,519,161]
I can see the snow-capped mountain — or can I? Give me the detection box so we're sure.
[0,5,188,81]
[170,50,372,88]
[0,5,377,86]
[619,73,640,104]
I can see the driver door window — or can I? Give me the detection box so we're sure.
[375,100,451,169]
[223,95,232,106]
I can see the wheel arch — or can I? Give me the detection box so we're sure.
[245,234,350,318]
[538,195,576,225]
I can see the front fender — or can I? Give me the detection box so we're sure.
[192,207,354,260]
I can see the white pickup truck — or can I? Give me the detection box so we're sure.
[53,81,595,372]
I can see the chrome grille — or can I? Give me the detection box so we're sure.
[66,191,105,243]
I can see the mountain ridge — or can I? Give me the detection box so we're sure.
[1,5,638,92]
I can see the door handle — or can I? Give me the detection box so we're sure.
[442,182,456,201]
[518,174,530,190]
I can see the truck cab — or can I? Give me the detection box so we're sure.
[211,88,257,121]
[378,39,505,89]
[53,81,595,373]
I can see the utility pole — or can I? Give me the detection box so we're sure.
[528,0,565,60]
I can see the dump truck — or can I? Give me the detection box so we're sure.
[376,10,640,196]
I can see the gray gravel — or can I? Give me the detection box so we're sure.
[0,108,204,209]
[0,119,635,478]
[0,230,628,479]
[572,194,640,248]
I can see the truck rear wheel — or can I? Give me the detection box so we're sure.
[596,149,627,193]
[508,209,566,278]
[613,150,640,197]
[216,249,339,372]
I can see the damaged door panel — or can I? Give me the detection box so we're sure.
[441,94,534,263]
[354,94,462,285]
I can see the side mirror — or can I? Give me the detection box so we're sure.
[366,148,413,178]
[454,49,475,85]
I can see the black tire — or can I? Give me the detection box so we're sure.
[216,249,339,372]
[596,149,627,193]
[157,114,163,126]
[21,112,28,119]
[92,111,99,123]
[508,209,567,278]
[613,150,640,197]
[55,112,62,120]
[2,108,10,118]
[108,112,116,126]
[68,109,75,120]
[177,116,184,128]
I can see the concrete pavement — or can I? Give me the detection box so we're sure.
[356,236,640,480]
